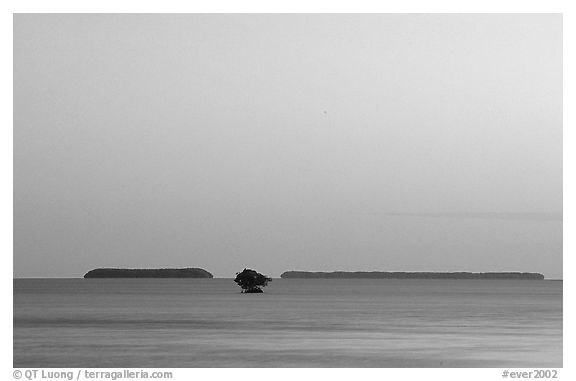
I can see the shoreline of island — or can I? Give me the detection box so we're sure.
[280,271,545,280]
[83,268,213,278]
[81,268,547,280]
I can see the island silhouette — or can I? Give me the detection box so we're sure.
[280,271,545,280]
[84,268,213,278]
[82,268,545,280]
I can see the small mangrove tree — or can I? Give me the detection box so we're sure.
[234,268,272,293]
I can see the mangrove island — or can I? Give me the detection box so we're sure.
[280,271,545,280]
[84,268,213,278]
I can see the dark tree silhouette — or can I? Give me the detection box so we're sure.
[234,268,272,293]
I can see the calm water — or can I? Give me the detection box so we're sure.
[13,278,562,367]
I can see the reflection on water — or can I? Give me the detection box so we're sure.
[13,278,562,367]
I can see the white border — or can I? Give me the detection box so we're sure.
[3,2,572,380]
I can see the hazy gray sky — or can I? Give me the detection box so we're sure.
[14,14,562,278]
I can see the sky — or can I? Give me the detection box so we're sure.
[14,14,562,278]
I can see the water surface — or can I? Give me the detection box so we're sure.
[13,278,562,367]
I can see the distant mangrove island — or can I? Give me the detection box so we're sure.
[82,268,546,280]
[84,268,213,278]
[280,271,545,280]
